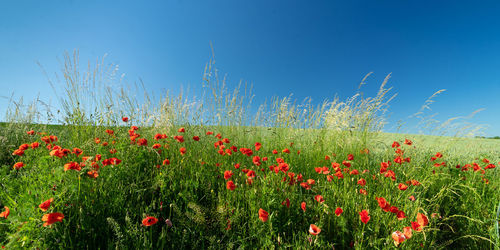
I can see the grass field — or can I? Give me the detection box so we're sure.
[0,55,499,249]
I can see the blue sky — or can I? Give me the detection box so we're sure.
[1,0,499,136]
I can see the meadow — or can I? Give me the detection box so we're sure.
[0,54,499,249]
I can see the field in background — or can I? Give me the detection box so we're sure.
[0,52,498,249]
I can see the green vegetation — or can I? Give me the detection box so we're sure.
[0,52,498,249]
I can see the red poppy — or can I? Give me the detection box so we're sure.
[335,207,343,216]
[39,198,54,212]
[347,154,354,161]
[408,195,416,201]
[180,147,186,155]
[64,162,81,171]
[403,226,412,239]
[0,206,9,219]
[178,127,185,133]
[27,130,35,135]
[258,208,269,222]
[226,180,236,190]
[87,170,99,178]
[377,197,388,209]
[397,210,406,220]
[12,149,24,156]
[31,142,39,149]
[314,195,325,203]
[255,142,262,151]
[122,117,129,122]
[417,213,428,229]
[224,170,233,180]
[359,210,370,224]
[404,139,412,145]
[392,141,400,148]
[193,136,200,141]
[309,224,321,235]
[281,198,290,208]
[206,131,213,135]
[174,135,184,143]
[272,149,278,154]
[392,231,406,246]
[410,180,421,186]
[13,162,24,170]
[357,178,366,186]
[301,202,306,212]
[142,216,158,226]
[42,212,64,226]
[411,221,421,231]
[398,183,408,191]
[163,159,170,165]
[137,138,148,146]
[282,148,290,154]
[390,206,399,213]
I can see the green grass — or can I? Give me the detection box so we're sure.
[0,123,498,249]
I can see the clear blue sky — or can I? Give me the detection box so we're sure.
[1,0,499,136]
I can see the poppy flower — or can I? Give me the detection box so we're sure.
[392,231,406,246]
[30,142,39,149]
[392,141,400,148]
[417,213,429,229]
[301,202,306,212]
[359,210,370,224]
[411,221,421,231]
[255,142,262,151]
[397,210,406,220]
[178,127,185,133]
[142,216,158,226]
[193,136,200,141]
[12,149,24,156]
[224,170,233,180]
[398,183,408,191]
[206,131,213,135]
[226,180,236,190]
[403,226,412,239]
[180,147,186,155]
[342,160,351,167]
[347,154,354,161]
[137,138,148,146]
[282,148,290,154]
[122,117,129,122]
[357,178,366,186]
[300,182,310,190]
[39,198,54,212]
[13,162,24,170]
[404,139,413,145]
[408,195,416,201]
[281,198,290,208]
[258,208,269,222]
[0,206,9,219]
[27,130,35,135]
[377,197,388,209]
[42,212,64,227]
[272,149,278,154]
[389,206,399,213]
[314,195,325,203]
[335,207,343,216]
[309,224,321,235]
[64,162,81,171]
[87,170,99,178]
